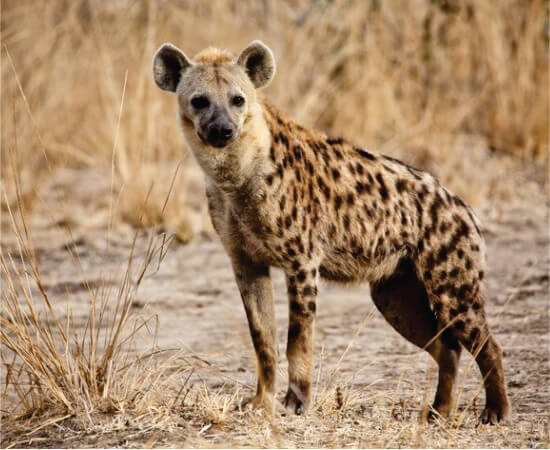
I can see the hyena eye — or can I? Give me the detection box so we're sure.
[232,95,245,107]
[191,96,210,109]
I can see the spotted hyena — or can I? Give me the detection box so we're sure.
[153,40,510,424]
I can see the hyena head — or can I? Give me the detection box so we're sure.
[153,41,275,185]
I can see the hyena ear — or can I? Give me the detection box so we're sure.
[153,43,192,92]
[236,40,276,89]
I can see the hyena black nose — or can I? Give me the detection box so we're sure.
[207,122,235,147]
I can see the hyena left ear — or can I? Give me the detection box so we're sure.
[236,40,276,89]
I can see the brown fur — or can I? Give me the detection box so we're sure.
[153,41,510,423]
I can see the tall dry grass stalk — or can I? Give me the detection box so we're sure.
[0,152,188,435]
[1,0,547,237]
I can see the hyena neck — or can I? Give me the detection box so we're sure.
[260,97,322,162]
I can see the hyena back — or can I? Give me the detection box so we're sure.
[153,40,510,424]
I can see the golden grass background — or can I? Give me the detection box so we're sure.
[2,0,548,240]
[1,0,549,447]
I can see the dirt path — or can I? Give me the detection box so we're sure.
[2,199,548,447]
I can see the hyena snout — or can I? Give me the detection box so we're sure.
[207,120,235,147]
[200,112,237,148]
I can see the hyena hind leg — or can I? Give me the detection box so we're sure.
[442,291,511,424]
[370,259,461,419]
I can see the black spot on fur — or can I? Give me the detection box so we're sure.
[347,192,355,206]
[306,160,314,175]
[429,193,445,230]
[288,284,298,296]
[307,301,316,313]
[290,300,304,315]
[356,162,365,175]
[448,221,470,255]
[297,270,307,283]
[303,285,317,296]
[437,246,449,264]
[383,164,396,174]
[449,268,459,278]
[426,253,436,270]
[415,199,423,229]
[292,260,301,271]
[266,174,273,185]
[376,173,389,201]
[454,320,466,332]
[334,195,343,211]
[478,270,484,280]
[279,132,289,147]
[356,148,376,160]
[280,195,286,211]
[457,284,470,300]
[327,137,344,145]
[395,179,407,193]
[288,322,301,341]
[332,168,341,181]
[343,214,350,230]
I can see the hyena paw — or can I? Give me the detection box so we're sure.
[236,392,274,415]
[427,402,452,423]
[480,402,510,425]
[283,384,310,415]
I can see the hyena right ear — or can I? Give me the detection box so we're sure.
[153,43,192,92]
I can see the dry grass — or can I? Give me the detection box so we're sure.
[0,163,192,445]
[1,0,548,239]
[1,0,548,447]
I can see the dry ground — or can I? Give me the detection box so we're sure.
[1,168,548,448]
[1,1,548,446]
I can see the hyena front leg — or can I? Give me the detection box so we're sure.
[230,250,277,413]
[284,265,318,415]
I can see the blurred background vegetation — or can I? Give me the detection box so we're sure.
[2,0,548,242]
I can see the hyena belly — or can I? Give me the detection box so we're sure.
[319,247,408,284]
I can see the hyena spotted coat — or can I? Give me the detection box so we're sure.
[153,40,510,424]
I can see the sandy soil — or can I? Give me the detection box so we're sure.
[1,179,549,448]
